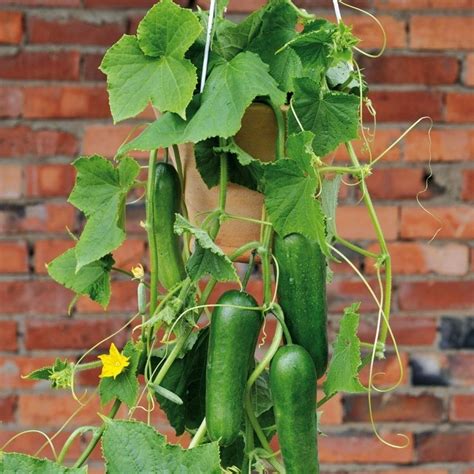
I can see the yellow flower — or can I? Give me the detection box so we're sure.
[98,343,130,379]
[131,264,144,280]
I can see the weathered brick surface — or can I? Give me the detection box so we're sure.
[0,1,472,472]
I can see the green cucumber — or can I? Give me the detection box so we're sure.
[274,232,328,378]
[206,290,262,446]
[270,344,319,474]
[153,162,186,290]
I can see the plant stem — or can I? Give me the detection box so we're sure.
[73,399,121,468]
[318,165,367,176]
[57,426,96,465]
[218,153,228,212]
[260,219,273,307]
[74,361,101,372]
[271,303,292,345]
[345,142,392,344]
[267,100,286,160]
[335,235,379,259]
[188,418,207,449]
[111,266,134,278]
[242,250,256,290]
[146,149,159,317]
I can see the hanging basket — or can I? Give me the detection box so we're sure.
[181,102,280,261]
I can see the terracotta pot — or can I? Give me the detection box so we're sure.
[180,103,279,261]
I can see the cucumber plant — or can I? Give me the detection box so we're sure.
[1,0,417,472]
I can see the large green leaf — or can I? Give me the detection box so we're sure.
[289,77,360,156]
[47,249,114,308]
[100,1,202,122]
[174,215,240,283]
[0,453,86,473]
[68,155,140,271]
[99,341,141,409]
[323,303,366,397]
[264,132,328,254]
[120,52,285,153]
[102,419,221,474]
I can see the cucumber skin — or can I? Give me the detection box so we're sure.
[274,233,328,379]
[270,344,319,474]
[206,290,262,446]
[153,163,186,290]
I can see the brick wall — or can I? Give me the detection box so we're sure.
[0,0,473,472]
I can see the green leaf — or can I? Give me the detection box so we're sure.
[264,132,328,254]
[323,303,366,397]
[102,419,221,474]
[289,77,360,157]
[137,0,202,58]
[0,453,86,473]
[174,214,240,283]
[321,175,342,243]
[99,341,141,409]
[250,370,273,417]
[47,249,114,308]
[22,359,72,390]
[120,52,285,153]
[68,155,140,271]
[195,138,266,192]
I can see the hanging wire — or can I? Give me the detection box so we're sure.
[200,0,218,93]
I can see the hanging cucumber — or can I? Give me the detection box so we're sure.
[270,344,319,474]
[206,290,263,446]
[273,232,328,379]
[153,162,186,290]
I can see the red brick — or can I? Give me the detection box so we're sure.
[361,55,459,85]
[405,128,474,162]
[365,168,429,200]
[0,241,28,273]
[0,355,57,389]
[0,321,18,352]
[85,0,185,7]
[25,318,129,350]
[83,53,105,81]
[0,51,80,81]
[25,164,76,198]
[375,0,473,8]
[0,11,22,44]
[24,86,109,119]
[332,129,403,163]
[0,203,76,235]
[446,92,474,123]
[347,15,406,50]
[417,432,474,462]
[113,239,146,269]
[76,280,137,314]
[0,281,72,315]
[317,391,343,425]
[410,16,474,50]
[0,126,77,158]
[400,206,474,239]
[449,353,474,387]
[82,124,148,158]
[0,87,22,118]
[367,91,443,122]
[328,279,381,313]
[0,165,23,199]
[34,239,74,274]
[29,17,124,45]
[358,316,437,347]
[336,206,398,241]
[0,394,17,423]
[450,394,474,422]
[359,353,410,388]
[0,0,80,5]
[465,53,474,87]
[366,242,469,276]
[398,280,474,311]
[319,432,414,463]
[462,170,474,201]
[344,393,444,423]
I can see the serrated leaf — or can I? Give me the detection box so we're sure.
[174,214,240,283]
[68,155,140,271]
[120,51,285,154]
[323,303,366,397]
[321,175,342,243]
[99,341,141,409]
[47,249,114,308]
[289,77,360,156]
[0,453,86,473]
[102,419,221,474]
[195,138,265,192]
[264,132,328,254]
